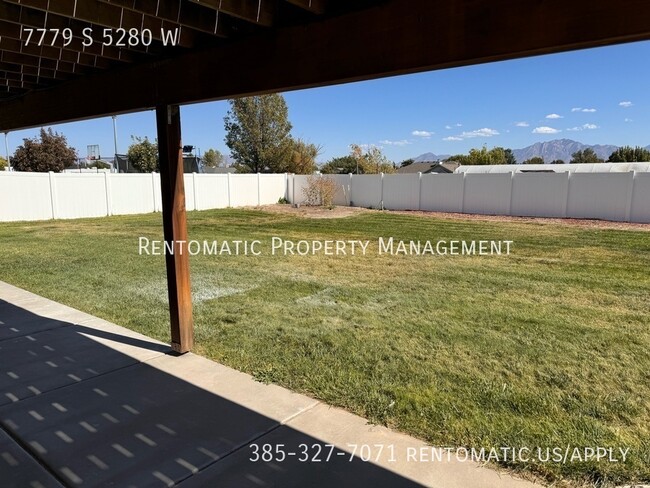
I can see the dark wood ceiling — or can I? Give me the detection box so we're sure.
[0,0,360,100]
[2,0,650,131]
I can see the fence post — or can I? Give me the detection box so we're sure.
[284,173,289,201]
[508,171,515,216]
[227,172,232,207]
[380,173,384,210]
[349,173,353,206]
[563,171,571,218]
[48,171,58,220]
[417,172,422,211]
[625,171,636,222]
[104,172,112,216]
[152,172,158,212]
[460,172,466,213]
[257,172,261,206]
[192,172,198,211]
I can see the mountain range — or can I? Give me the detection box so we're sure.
[412,139,650,164]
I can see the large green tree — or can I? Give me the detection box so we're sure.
[607,145,650,162]
[0,156,7,171]
[224,94,293,173]
[127,136,158,172]
[202,148,225,168]
[12,128,77,172]
[570,148,604,164]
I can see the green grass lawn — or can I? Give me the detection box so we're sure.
[1,208,649,486]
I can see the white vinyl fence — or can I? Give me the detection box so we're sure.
[289,172,650,223]
[1,171,648,223]
[0,172,288,222]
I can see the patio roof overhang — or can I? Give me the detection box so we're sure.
[2,0,649,352]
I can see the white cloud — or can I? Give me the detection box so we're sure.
[443,127,499,141]
[532,126,561,134]
[571,107,596,113]
[411,130,433,138]
[445,125,452,130]
[379,139,411,146]
[459,128,499,138]
[546,113,563,119]
[566,123,599,132]
[456,123,463,127]
[625,118,633,123]
[619,101,633,108]
[515,121,529,127]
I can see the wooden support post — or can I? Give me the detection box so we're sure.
[156,104,194,353]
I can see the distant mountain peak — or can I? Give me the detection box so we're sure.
[412,152,450,163]
[512,139,618,163]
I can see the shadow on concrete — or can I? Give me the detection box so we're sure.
[0,300,424,487]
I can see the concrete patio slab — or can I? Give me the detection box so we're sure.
[0,429,64,488]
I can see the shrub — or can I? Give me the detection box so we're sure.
[127,137,158,172]
[12,128,77,172]
[301,175,337,208]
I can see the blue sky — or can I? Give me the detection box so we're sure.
[4,41,649,164]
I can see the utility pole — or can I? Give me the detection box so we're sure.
[4,132,10,170]
[112,115,119,172]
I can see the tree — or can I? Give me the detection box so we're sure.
[570,148,603,164]
[11,128,77,172]
[350,144,396,174]
[127,136,158,172]
[607,145,650,162]
[0,156,6,171]
[285,138,321,174]
[400,158,415,167]
[224,94,293,173]
[320,156,358,174]
[523,156,545,165]
[550,159,565,165]
[451,145,511,165]
[202,148,224,168]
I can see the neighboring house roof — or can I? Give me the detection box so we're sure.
[397,162,459,174]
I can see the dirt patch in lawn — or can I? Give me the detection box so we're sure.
[392,209,650,231]
[255,204,370,219]
[255,204,650,231]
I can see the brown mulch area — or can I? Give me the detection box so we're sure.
[255,204,650,231]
